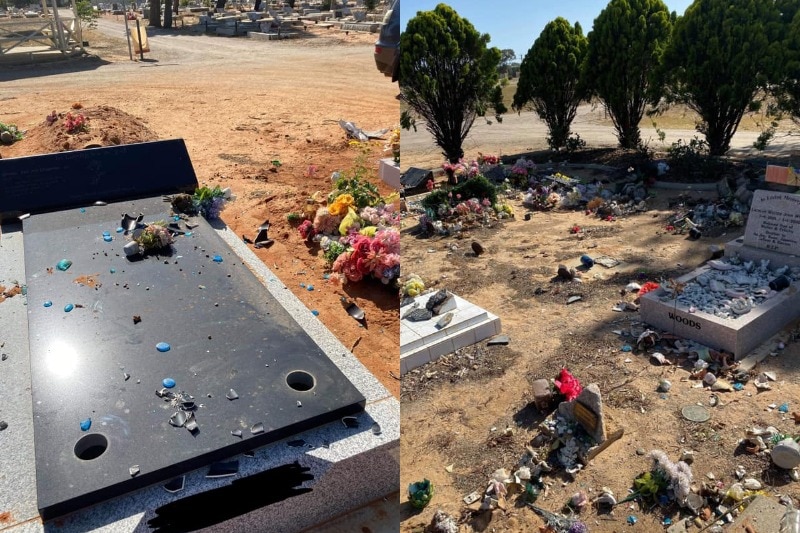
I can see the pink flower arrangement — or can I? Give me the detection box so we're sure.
[331,228,400,283]
[554,368,582,401]
[442,159,480,179]
[298,220,315,240]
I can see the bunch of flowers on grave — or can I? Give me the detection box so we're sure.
[477,152,501,175]
[135,221,173,252]
[63,112,89,134]
[0,121,24,144]
[419,175,498,223]
[191,186,229,219]
[492,200,515,219]
[510,157,536,187]
[298,165,401,284]
[630,450,693,507]
[441,159,480,182]
[523,183,561,210]
[401,273,425,298]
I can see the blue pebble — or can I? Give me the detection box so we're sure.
[80,418,91,431]
[663,518,672,526]
[733,382,744,391]
[627,515,637,525]
[162,378,176,388]
[173,216,181,221]
[212,255,223,263]
[43,300,53,307]
[103,235,113,242]
[64,303,74,312]
[621,344,632,352]
[80,208,86,213]
[156,342,171,353]
[306,285,314,291]
[311,310,319,316]
[102,231,111,237]
[116,227,125,233]
[185,232,192,237]
[110,268,116,274]
[779,403,789,413]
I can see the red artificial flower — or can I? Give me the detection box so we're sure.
[638,281,661,296]
[665,225,675,232]
[426,179,434,192]
[570,225,581,234]
[297,220,315,240]
[554,368,582,401]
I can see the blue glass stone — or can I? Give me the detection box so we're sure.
[306,285,314,291]
[56,259,72,271]
[79,208,86,213]
[102,231,111,237]
[163,378,176,388]
[103,235,113,242]
[779,403,790,413]
[80,418,91,431]
[185,232,192,237]
[311,310,319,316]
[156,342,171,352]
[64,303,74,312]
[43,300,53,307]
[110,268,116,274]
[116,227,125,233]
[213,255,223,263]
[621,344,632,352]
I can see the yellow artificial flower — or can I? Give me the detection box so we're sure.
[339,207,360,236]
[359,226,378,237]
[328,193,355,216]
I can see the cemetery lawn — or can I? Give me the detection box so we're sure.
[399,166,800,532]
[0,24,400,396]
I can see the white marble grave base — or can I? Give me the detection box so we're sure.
[400,292,502,374]
[725,236,800,268]
[639,264,800,358]
[379,158,400,190]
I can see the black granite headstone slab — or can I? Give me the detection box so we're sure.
[23,197,365,520]
[400,167,433,189]
[0,139,198,219]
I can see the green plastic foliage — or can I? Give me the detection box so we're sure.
[585,0,672,149]
[400,4,506,163]
[664,0,782,155]
[514,18,588,150]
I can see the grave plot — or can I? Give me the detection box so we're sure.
[2,140,366,520]
[640,190,800,357]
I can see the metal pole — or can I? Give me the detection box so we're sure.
[121,0,133,60]
[135,17,143,60]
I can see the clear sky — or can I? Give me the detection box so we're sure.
[401,0,695,59]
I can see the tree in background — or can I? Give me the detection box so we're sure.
[513,18,588,150]
[400,3,506,170]
[498,48,516,76]
[585,0,672,149]
[662,0,782,155]
[163,0,172,27]
[149,0,161,27]
[776,9,800,125]
[75,0,98,29]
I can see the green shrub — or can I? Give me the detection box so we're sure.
[454,175,497,206]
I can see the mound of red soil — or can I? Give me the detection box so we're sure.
[1,105,159,158]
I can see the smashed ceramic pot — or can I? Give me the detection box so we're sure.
[121,213,144,233]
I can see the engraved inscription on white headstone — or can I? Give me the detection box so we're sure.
[743,191,800,255]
